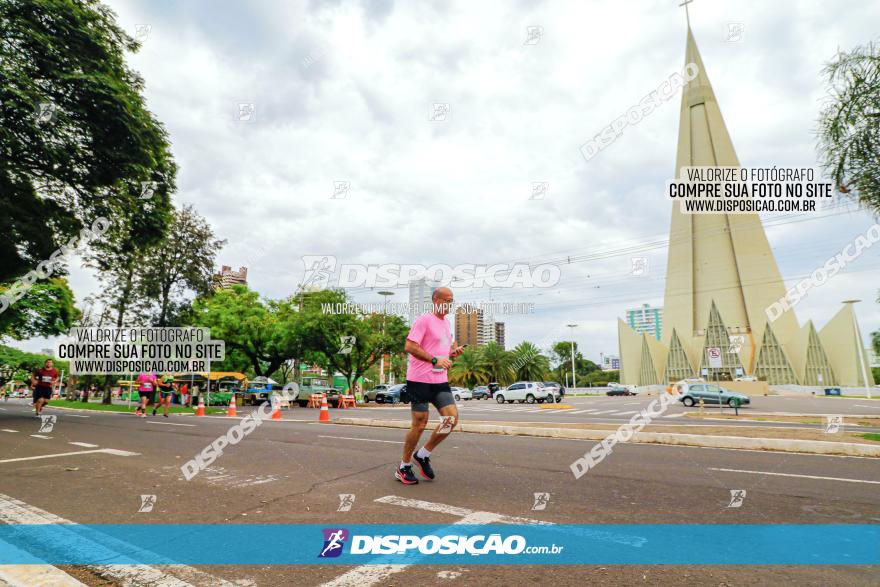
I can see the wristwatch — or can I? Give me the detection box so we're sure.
[431,357,438,366]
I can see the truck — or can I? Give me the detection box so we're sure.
[294,376,341,407]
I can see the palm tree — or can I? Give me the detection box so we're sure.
[480,341,515,385]
[512,341,550,381]
[449,348,489,387]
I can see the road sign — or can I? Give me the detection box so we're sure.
[707,347,723,369]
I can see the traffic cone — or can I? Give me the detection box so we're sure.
[195,395,205,417]
[227,394,237,417]
[271,397,282,421]
[319,395,330,423]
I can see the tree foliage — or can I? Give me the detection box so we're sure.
[817,40,880,210]
[0,278,78,340]
[0,0,176,283]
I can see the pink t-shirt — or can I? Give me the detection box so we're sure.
[406,313,452,383]
[137,372,157,392]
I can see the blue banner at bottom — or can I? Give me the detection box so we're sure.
[0,524,876,565]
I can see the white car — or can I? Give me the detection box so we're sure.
[494,381,557,404]
[451,387,472,401]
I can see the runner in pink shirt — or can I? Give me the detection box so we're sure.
[135,371,158,418]
[395,286,465,485]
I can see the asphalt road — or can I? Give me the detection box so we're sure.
[0,399,878,586]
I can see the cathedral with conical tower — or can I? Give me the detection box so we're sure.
[618,26,874,389]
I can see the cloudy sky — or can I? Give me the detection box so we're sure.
[20,0,880,364]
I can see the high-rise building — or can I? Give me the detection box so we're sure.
[618,26,873,387]
[455,304,480,347]
[494,322,506,349]
[214,265,248,289]
[454,305,499,347]
[408,278,439,324]
[626,304,662,341]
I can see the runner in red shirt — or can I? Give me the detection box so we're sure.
[30,359,59,418]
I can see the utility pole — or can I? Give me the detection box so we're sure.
[378,291,394,384]
[567,324,578,391]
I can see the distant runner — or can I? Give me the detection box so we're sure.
[30,359,58,418]
[396,287,465,485]
[154,373,176,417]
[135,371,158,418]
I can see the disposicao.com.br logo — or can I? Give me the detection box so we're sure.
[319,528,563,557]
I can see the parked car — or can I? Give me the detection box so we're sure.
[494,381,557,404]
[376,384,409,404]
[472,385,491,400]
[606,385,636,396]
[542,381,565,398]
[452,387,472,401]
[363,385,389,403]
[678,383,750,407]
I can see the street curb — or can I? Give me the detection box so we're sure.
[333,418,880,458]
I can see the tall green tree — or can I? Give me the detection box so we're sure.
[192,286,302,377]
[817,40,880,210]
[1,0,176,283]
[480,341,515,385]
[297,290,409,391]
[511,341,550,381]
[0,279,78,340]
[449,347,489,387]
[142,204,225,326]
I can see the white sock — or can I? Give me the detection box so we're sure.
[400,460,411,469]
[416,447,431,459]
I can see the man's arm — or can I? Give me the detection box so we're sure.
[405,339,452,370]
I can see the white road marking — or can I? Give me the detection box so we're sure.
[0,493,236,587]
[62,414,90,418]
[591,410,618,415]
[146,421,196,427]
[1,429,18,433]
[0,544,88,585]
[374,495,553,525]
[318,435,403,444]
[708,467,880,485]
[68,442,99,448]
[30,435,52,439]
[854,404,880,410]
[611,410,637,415]
[0,448,139,464]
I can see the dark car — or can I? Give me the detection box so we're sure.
[606,385,636,396]
[376,384,409,404]
[472,385,491,400]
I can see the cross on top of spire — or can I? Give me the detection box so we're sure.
[679,0,694,28]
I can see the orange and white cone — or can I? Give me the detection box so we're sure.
[271,396,282,421]
[227,394,237,417]
[195,395,205,417]
[319,396,330,423]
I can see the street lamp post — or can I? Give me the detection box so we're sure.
[378,291,395,384]
[567,324,577,391]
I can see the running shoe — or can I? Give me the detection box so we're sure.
[163,413,169,418]
[412,452,435,480]
[152,408,157,416]
[394,464,419,485]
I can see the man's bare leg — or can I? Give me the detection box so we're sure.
[423,404,459,452]
[401,411,428,463]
